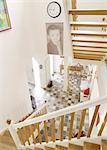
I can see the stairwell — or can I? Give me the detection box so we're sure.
[1,0,107,150]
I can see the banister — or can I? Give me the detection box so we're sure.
[24,103,48,121]
[13,96,107,129]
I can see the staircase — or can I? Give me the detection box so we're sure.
[0,130,107,150]
[6,96,107,150]
[0,130,16,150]
[0,104,47,150]
[1,1,107,150]
[68,0,107,61]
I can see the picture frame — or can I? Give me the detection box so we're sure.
[46,22,63,55]
[0,0,11,32]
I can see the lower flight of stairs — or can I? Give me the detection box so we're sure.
[0,130,16,150]
[36,141,107,150]
[0,130,107,150]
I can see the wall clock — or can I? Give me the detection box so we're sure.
[47,1,61,18]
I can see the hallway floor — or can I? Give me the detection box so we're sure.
[32,72,91,141]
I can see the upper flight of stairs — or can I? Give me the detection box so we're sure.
[68,1,107,61]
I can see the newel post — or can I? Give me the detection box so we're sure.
[7,120,22,150]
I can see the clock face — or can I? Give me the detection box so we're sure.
[47,1,61,18]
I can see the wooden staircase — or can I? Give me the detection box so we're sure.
[0,130,16,150]
[5,96,107,150]
[0,104,47,150]
[68,0,107,61]
[0,131,107,150]
[1,98,107,150]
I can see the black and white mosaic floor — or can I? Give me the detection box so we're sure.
[32,72,89,142]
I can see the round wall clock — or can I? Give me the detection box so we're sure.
[47,1,61,18]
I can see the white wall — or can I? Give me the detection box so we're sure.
[25,64,35,85]
[22,0,73,88]
[0,0,33,131]
[0,0,73,131]
[97,62,107,96]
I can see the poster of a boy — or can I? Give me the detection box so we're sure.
[47,23,63,55]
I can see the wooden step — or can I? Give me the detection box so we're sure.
[83,142,100,150]
[0,130,16,150]
[0,143,16,150]
[73,47,107,53]
[72,37,107,43]
[102,140,107,150]
[74,51,106,60]
[70,22,107,27]
[69,143,83,150]
[71,30,107,36]
[69,9,107,15]
[45,146,55,150]
[73,42,107,49]
[74,53,103,61]
[34,148,44,150]
[56,145,68,150]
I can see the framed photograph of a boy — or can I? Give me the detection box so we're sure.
[0,0,11,32]
[46,23,63,55]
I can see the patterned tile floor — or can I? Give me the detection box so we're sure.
[32,72,89,142]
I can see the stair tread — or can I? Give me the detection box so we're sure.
[70,22,107,26]
[69,9,107,15]
[102,140,107,150]
[71,30,107,36]
[56,145,68,150]
[0,130,16,150]
[34,148,44,150]
[69,143,83,150]
[45,146,55,150]
[72,37,107,43]
[83,142,101,150]
[73,46,107,53]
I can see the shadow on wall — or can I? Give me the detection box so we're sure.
[32,57,41,88]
